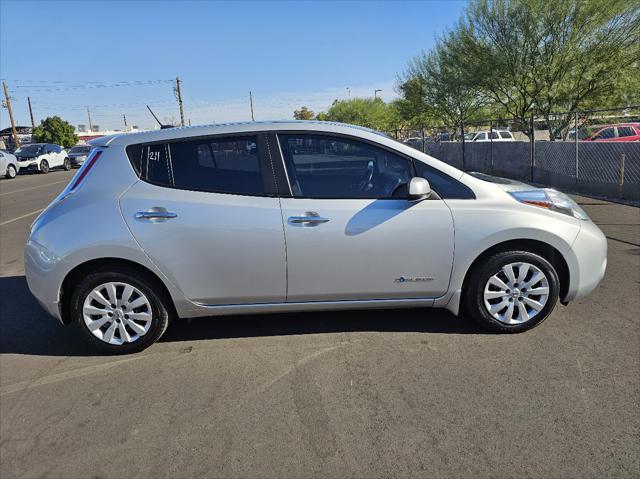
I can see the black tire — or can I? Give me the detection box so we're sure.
[5,164,17,179]
[464,250,560,333]
[70,266,171,354]
[63,158,71,171]
[40,159,49,174]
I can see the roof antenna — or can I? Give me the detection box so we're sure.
[147,105,174,129]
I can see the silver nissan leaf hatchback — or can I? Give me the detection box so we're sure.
[25,121,607,353]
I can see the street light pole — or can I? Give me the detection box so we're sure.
[374,89,382,99]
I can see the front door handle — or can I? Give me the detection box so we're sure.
[288,211,329,226]
[135,208,177,221]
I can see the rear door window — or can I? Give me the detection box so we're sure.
[169,137,264,195]
[128,136,267,196]
[617,126,635,137]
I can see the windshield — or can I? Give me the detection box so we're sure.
[69,146,92,154]
[14,144,44,156]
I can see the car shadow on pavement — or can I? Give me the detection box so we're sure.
[0,275,484,357]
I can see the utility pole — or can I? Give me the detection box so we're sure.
[87,107,93,132]
[2,81,20,149]
[123,114,128,129]
[27,96,36,128]
[175,76,185,127]
[249,91,255,121]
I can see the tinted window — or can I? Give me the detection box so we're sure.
[144,143,173,187]
[414,161,475,199]
[69,146,92,154]
[490,131,499,140]
[168,137,263,195]
[617,126,635,137]
[126,144,144,175]
[474,132,487,141]
[499,130,513,139]
[598,128,615,139]
[279,134,412,198]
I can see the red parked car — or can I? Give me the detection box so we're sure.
[584,123,640,142]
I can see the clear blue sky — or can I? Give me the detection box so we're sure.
[1,0,466,130]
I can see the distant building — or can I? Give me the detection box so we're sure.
[0,126,33,151]
[74,125,144,143]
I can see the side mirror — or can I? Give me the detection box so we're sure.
[408,177,431,201]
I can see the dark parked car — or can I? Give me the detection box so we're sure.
[67,145,94,167]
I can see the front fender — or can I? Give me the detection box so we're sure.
[435,199,582,313]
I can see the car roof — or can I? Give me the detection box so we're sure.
[89,120,387,147]
[596,123,639,128]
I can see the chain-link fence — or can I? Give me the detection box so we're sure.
[388,106,640,202]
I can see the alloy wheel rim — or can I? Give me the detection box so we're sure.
[483,262,549,325]
[82,282,153,345]
[8,165,16,178]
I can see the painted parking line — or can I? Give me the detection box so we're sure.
[0,208,44,227]
[0,179,68,197]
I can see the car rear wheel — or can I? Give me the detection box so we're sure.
[63,158,71,170]
[464,251,560,333]
[40,159,49,174]
[5,164,17,179]
[71,267,171,353]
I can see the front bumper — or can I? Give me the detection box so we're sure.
[69,156,86,166]
[17,161,39,172]
[564,220,608,302]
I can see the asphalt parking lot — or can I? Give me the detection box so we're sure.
[0,171,638,478]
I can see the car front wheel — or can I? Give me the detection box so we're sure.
[40,159,49,174]
[5,164,17,179]
[464,251,560,333]
[63,158,71,170]
[70,267,171,353]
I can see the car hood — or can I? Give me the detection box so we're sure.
[467,171,535,192]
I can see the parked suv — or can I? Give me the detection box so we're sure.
[471,130,514,142]
[14,143,71,173]
[25,121,607,353]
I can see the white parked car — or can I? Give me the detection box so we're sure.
[14,143,71,173]
[470,130,514,142]
[25,121,607,353]
[0,149,20,179]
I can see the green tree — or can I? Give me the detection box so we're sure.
[32,116,78,147]
[455,0,639,138]
[399,0,639,139]
[293,106,315,120]
[318,97,401,132]
[397,32,487,134]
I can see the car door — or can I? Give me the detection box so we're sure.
[119,134,286,306]
[273,133,455,303]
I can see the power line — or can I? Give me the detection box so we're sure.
[6,79,174,92]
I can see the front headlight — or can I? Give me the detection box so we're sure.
[508,188,589,220]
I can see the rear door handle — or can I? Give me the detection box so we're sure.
[135,208,178,221]
[287,211,329,226]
